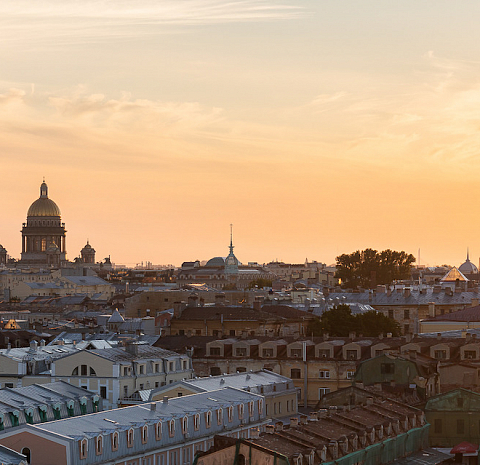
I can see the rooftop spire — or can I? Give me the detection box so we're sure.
[229,223,234,255]
[467,247,470,261]
[40,180,48,198]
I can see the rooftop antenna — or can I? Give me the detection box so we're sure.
[229,224,234,254]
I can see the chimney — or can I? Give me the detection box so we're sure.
[275,421,283,432]
[265,425,275,434]
[290,417,299,427]
[163,396,169,404]
[318,409,328,418]
[251,428,260,439]
[403,288,411,298]
[299,415,308,425]
[428,302,436,318]
[437,333,442,341]
[150,402,157,411]
[376,285,386,294]
[349,332,356,340]
[126,341,139,356]
[253,296,264,312]
[29,340,38,353]
[188,294,199,307]
[215,293,226,306]
[464,332,471,341]
[386,288,392,297]
[409,349,417,360]
[366,397,373,406]
[472,298,479,307]
[309,411,318,421]
[323,332,329,341]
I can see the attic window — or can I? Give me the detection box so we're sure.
[380,363,395,374]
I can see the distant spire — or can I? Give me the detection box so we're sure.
[229,224,234,255]
[467,247,470,261]
[40,179,48,198]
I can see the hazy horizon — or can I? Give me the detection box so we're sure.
[1,1,479,268]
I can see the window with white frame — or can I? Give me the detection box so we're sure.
[238,403,244,419]
[318,388,330,399]
[182,416,188,434]
[95,435,103,455]
[217,409,223,425]
[319,370,330,379]
[155,421,162,440]
[248,401,254,417]
[169,419,175,437]
[79,438,88,459]
[258,399,264,414]
[346,370,355,379]
[111,431,119,451]
[228,406,234,422]
[205,410,212,428]
[194,413,200,431]
[127,428,134,447]
[142,425,148,444]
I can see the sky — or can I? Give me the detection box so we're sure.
[1,0,480,267]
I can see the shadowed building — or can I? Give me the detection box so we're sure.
[0,244,7,265]
[20,181,67,266]
[80,240,96,264]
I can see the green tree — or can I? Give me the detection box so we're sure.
[306,304,400,337]
[335,248,415,288]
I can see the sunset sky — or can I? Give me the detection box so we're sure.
[1,1,480,267]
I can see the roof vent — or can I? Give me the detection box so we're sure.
[163,396,169,404]
[220,378,225,384]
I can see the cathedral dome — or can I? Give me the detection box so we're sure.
[459,259,478,274]
[27,181,61,217]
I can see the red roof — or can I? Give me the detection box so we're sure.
[450,442,478,454]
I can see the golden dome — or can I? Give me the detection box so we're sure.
[27,181,61,217]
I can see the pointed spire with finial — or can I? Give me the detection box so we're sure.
[229,223,234,255]
[467,247,470,262]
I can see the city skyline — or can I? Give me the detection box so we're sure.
[1,1,480,267]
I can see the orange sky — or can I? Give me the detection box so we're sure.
[1,1,480,267]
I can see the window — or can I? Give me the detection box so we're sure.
[464,351,476,359]
[112,432,119,451]
[290,349,302,358]
[81,365,88,376]
[217,409,223,425]
[457,398,464,408]
[263,348,274,357]
[182,416,188,434]
[169,419,175,437]
[248,401,254,417]
[169,362,174,371]
[155,422,162,440]
[194,413,200,430]
[457,419,465,434]
[209,347,221,356]
[346,350,358,360]
[21,448,30,464]
[210,367,221,376]
[230,330,236,336]
[238,403,244,419]
[388,309,394,319]
[100,386,107,399]
[291,368,301,379]
[434,419,442,434]
[139,365,145,375]
[375,350,384,356]
[381,363,395,374]
[142,425,148,444]
[72,367,79,376]
[228,406,234,422]
[90,367,97,376]
[404,309,410,319]
[318,349,330,358]
[319,370,330,379]
[155,363,161,373]
[346,370,355,379]
[434,350,447,360]
[318,388,330,399]
[127,428,134,447]
[205,411,212,428]
[236,367,246,373]
[80,439,88,459]
[96,435,103,455]
[258,399,264,414]
[235,347,247,356]
[182,360,188,370]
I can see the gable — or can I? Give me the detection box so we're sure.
[426,389,480,411]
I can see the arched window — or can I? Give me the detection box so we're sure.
[217,409,223,425]
[205,411,212,428]
[238,403,244,419]
[182,416,188,434]
[194,413,200,431]
[228,406,234,422]
[141,425,148,444]
[127,428,134,447]
[72,367,79,376]
[249,401,254,417]
[258,399,264,414]
[95,435,103,455]
[79,438,88,459]
[155,421,162,440]
[21,448,31,464]
[169,419,175,437]
[111,431,119,451]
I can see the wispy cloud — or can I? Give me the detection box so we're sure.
[0,0,304,45]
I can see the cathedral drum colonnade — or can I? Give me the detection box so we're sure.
[20,181,67,266]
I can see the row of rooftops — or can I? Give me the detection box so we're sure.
[156,333,480,363]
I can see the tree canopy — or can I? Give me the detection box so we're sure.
[306,304,401,337]
[335,248,415,288]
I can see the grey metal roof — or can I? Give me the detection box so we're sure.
[88,345,180,362]
[388,448,452,465]
[29,387,261,439]
[0,445,26,465]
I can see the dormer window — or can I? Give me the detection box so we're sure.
[291,348,302,358]
[169,419,175,437]
[155,422,162,440]
[127,428,134,448]
[228,406,234,422]
[111,431,119,451]
[235,347,247,357]
[205,411,212,428]
[258,399,264,414]
[95,435,103,455]
[194,413,200,431]
[248,401,254,417]
[217,409,223,425]
[238,403,244,419]
[182,416,188,434]
[141,425,148,444]
[79,438,88,459]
